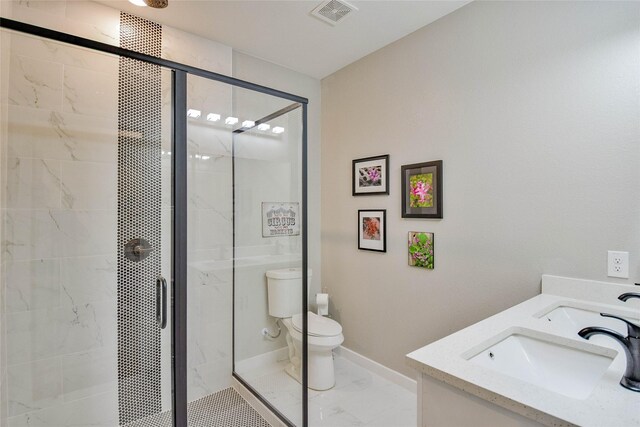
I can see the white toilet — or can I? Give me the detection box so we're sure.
[266,268,344,391]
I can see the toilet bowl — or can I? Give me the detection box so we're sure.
[266,268,344,391]
[282,312,344,391]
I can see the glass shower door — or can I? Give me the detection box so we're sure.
[185,73,305,426]
[0,29,174,426]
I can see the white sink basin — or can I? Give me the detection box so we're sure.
[468,330,615,399]
[537,304,639,338]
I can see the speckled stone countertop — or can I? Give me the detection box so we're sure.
[407,275,640,427]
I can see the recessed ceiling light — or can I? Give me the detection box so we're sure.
[272,126,285,134]
[129,0,147,6]
[187,109,201,118]
[242,120,255,129]
[225,117,238,125]
[206,113,220,122]
[257,123,270,131]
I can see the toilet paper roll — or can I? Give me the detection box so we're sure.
[316,293,329,316]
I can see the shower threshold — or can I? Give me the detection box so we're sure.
[124,387,271,427]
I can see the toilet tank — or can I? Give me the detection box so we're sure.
[266,268,312,318]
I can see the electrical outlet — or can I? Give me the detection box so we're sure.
[607,251,629,279]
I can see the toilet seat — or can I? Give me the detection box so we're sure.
[291,311,342,337]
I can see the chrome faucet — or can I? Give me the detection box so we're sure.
[578,292,640,392]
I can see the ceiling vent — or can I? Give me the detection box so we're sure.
[310,0,358,26]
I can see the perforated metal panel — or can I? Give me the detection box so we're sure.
[123,388,271,427]
[117,12,164,425]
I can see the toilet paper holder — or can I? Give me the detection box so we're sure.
[316,292,330,316]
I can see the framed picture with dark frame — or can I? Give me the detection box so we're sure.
[401,160,443,219]
[358,209,386,252]
[352,154,389,196]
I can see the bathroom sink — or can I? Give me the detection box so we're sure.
[467,330,615,399]
[537,304,638,337]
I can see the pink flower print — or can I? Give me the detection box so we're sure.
[367,167,381,184]
[411,180,431,204]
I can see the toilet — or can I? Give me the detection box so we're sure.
[266,268,344,391]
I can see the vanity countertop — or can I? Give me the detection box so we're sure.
[406,275,640,427]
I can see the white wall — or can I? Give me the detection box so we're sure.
[321,1,640,377]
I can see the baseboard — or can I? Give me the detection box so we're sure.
[232,376,286,427]
[335,346,417,394]
[235,347,289,375]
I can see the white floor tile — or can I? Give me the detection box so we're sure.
[240,355,417,427]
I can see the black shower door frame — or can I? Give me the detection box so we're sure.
[0,17,310,427]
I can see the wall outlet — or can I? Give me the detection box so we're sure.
[607,250,629,279]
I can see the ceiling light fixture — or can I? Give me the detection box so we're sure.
[187,109,201,119]
[143,0,168,8]
[257,123,270,131]
[225,117,238,125]
[272,127,285,134]
[242,120,255,129]
[206,113,220,122]
[128,0,147,6]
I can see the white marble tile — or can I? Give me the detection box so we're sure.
[5,259,60,313]
[61,347,117,402]
[5,157,61,209]
[14,1,66,17]
[191,170,232,210]
[2,209,63,262]
[187,360,232,402]
[190,209,232,252]
[7,1,67,35]
[59,255,116,306]
[64,1,119,47]
[8,55,63,110]
[6,300,116,365]
[187,125,233,162]
[6,308,60,364]
[6,390,118,427]
[60,161,117,210]
[10,32,117,73]
[52,210,116,258]
[62,65,117,118]
[6,106,118,163]
[240,356,417,427]
[163,26,231,75]
[7,357,63,417]
[55,301,116,355]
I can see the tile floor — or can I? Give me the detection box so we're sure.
[124,388,270,427]
[241,355,416,426]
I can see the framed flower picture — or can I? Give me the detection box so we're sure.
[401,160,443,218]
[352,155,389,196]
[358,209,386,252]
[408,232,434,269]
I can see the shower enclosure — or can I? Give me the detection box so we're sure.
[0,15,308,427]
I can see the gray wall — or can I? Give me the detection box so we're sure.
[321,1,640,377]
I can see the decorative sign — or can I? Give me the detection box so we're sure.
[262,202,300,237]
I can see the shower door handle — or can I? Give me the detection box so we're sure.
[156,276,167,329]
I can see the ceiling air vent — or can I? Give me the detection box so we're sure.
[310,0,358,26]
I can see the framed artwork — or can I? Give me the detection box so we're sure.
[262,202,300,237]
[352,154,389,196]
[401,160,443,218]
[358,209,386,252]
[408,232,434,269]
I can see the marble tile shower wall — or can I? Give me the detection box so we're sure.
[0,0,235,424]
[1,30,120,427]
